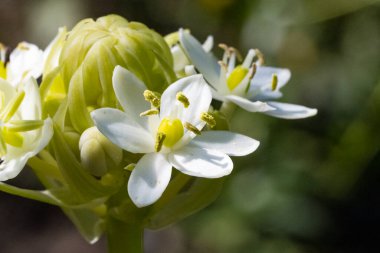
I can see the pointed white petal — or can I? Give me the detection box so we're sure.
[172,45,189,72]
[0,79,16,105]
[225,95,275,112]
[160,74,212,126]
[112,66,151,129]
[7,42,44,86]
[179,30,220,87]
[248,67,291,97]
[19,78,41,120]
[128,153,172,207]
[169,146,233,178]
[0,156,28,181]
[190,131,259,156]
[202,35,214,52]
[91,108,154,153]
[264,102,317,119]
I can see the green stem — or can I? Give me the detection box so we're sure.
[219,101,237,120]
[107,215,144,253]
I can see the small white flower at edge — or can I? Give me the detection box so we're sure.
[179,30,317,119]
[91,66,259,207]
[0,42,44,88]
[0,78,53,181]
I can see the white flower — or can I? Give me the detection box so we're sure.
[179,30,317,119]
[91,66,259,207]
[0,42,44,87]
[0,77,53,181]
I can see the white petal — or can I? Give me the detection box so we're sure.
[128,153,172,207]
[7,42,44,87]
[0,156,28,181]
[171,45,189,72]
[263,102,317,119]
[202,35,214,52]
[31,117,54,154]
[225,95,275,112]
[91,108,154,153]
[160,74,212,126]
[190,131,260,156]
[169,146,233,178]
[43,27,67,75]
[19,78,41,120]
[179,30,220,87]
[112,66,150,129]
[0,79,16,105]
[248,67,291,97]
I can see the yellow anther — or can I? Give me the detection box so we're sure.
[184,122,201,135]
[200,112,216,128]
[140,109,159,117]
[227,65,249,91]
[157,118,184,148]
[271,74,278,91]
[255,49,264,65]
[155,132,166,152]
[176,91,190,108]
[143,90,161,108]
[218,43,229,52]
[124,163,136,171]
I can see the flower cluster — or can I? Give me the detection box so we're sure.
[0,15,317,244]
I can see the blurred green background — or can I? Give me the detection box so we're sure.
[1,0,380,252]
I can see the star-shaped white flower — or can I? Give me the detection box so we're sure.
[179,30,317,119]
[0,42,44,87]
[92,66,259,207]
[0,77,53,181]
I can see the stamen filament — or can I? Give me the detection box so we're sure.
[0,91,25,122]
[254,49,265,65]
[6,120,44,132]
[0,131,7,157]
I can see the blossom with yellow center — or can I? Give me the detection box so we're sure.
[91,66,259,207]
[180,30,317,119]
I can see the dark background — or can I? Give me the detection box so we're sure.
[1,0,380,252]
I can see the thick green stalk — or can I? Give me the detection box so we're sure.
[107,215,143,253]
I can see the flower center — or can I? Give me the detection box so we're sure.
[157,117,184,148]
[227,65,248,91]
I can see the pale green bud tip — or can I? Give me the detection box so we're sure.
[143,90,161,108]
[79,127,122,177]
[155,132,166,152]
[200,112,216,128]
[124,163,136,171]
[176,92,190,108]
[184,122,201,135]
[271,74,278,91]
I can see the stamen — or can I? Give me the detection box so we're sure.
[140,109,159,117]
[155,132,166,152]
[6,120,44,132]
[218,43,229,52]
[143,90,161,108]
[229,47,242,62]
[242,49,256,69]
[0,90,25,122]
[176,92,190,108]
[200,112,216,128]
[184,122,201,135]
[254,49,265,65]
[218,61,228,72]
[271,74,278,91]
